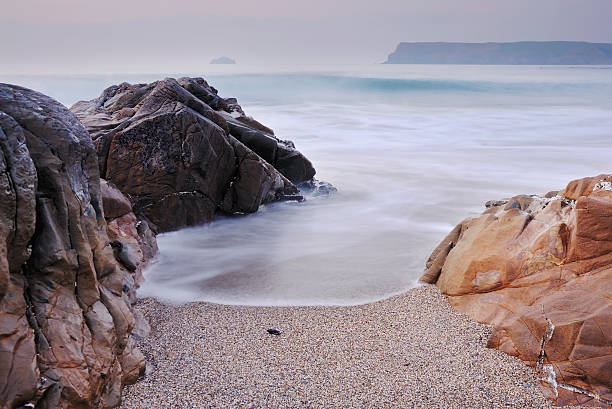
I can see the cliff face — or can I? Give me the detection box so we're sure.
[0,84,151,409]
[71,77,315,233]
[422,175,612,407]
[385,41,612,64]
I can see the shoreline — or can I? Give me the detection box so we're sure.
[120,285,578,408]
[138,280,423,308]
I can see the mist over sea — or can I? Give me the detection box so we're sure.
[5,65,612,305]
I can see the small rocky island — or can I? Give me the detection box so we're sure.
[384,41,612,64]
[210,56,236,64]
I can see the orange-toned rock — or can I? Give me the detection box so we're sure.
[422,175,612,407]
[562,174,612,201]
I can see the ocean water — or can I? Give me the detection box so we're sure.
[4,65,612,305]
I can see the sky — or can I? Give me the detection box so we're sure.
[2,0,612,74]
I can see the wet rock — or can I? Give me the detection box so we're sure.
[297,179,337,197]
[71,77,316,233]
[220,111,316,184]
[219,136,297,214]
[101,178,133,219]
[422,174,612,407]
[0,84,145,409]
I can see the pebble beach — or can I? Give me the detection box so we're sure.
[119,285,574,409]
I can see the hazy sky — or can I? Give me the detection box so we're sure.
[2,0,612,73]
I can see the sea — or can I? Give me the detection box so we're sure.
[4,64,612,306]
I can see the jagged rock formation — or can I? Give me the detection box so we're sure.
[71,77,315,233]
[1,76,320,408]
[0,84,153,409]
[422,175,612,407]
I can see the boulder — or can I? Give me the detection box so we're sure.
[0,84,145,409]
[422,175,612,407]
[71,77,315,233]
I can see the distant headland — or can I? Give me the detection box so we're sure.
[210,56,236,64]
[384,41,612,64]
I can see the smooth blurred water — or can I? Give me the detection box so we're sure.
[4,65,612,305]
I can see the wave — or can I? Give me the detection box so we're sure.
[207,73,611,96]
[5,68,611,107]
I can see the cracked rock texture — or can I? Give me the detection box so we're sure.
[71,77,315,233]
[0,84,153,409]
[422,174,612,407]
[101,178,158,306]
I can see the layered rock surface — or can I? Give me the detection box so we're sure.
[0,84,153,409]
[71,77,315,233]
[422,175,612,407]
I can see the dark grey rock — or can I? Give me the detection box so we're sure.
[71,77,317,233]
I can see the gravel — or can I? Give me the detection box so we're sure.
[120,284,578,408]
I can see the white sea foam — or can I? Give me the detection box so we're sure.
[6,65,611,306]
